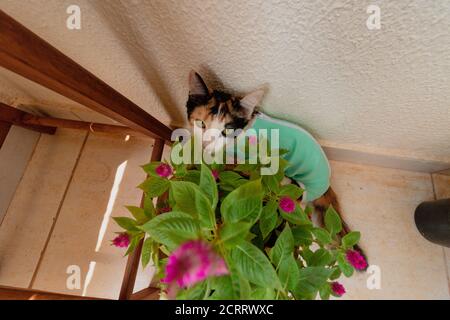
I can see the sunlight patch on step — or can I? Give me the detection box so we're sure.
[95,161,128,252]
[82,261,96,297]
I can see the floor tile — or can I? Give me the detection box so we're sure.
[329,161,448,299]
[0,129,87,287]
[31,133,155,299]
[433,174,450,199]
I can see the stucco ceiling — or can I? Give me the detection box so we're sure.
[1,0,449,162]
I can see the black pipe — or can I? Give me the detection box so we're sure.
[414,198,450,247]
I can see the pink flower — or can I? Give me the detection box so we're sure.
[346,250,368,270]
[155,163,173,178]
[162,240,228,298]
[331,282,346,297]
[112,233,130,248]
[279,196,296,213]
[211,169,220,180]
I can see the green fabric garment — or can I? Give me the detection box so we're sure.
[250,112,331,201]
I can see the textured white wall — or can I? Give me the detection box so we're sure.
[1,0,449,162]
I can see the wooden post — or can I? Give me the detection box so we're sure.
[0,103,56,135]
[0,10,172,141]
[119,138,165,300]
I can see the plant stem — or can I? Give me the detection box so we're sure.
[203,279,211,299]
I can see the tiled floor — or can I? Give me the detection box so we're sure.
[0,130,448,299]
[330,162,448,299]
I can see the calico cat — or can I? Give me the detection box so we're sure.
[186,70,366,259]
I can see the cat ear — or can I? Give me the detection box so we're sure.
[188,70,209,96]
[240,89,265,115]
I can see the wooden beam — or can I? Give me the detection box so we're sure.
[0,285,103,300]
[0,102,148,137]
[0,121,11,148]
[130,286,160,300]
[22,114,146,137]
[0,10,172,141]
[119,138,165,300]
[0,103,56,135]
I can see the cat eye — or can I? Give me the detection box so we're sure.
[194,120,206,129]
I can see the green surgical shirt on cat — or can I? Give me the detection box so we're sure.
[250,112,331,202]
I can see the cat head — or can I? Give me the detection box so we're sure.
[186,70,264,152]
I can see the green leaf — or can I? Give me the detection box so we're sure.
[113,217,139,231]
[170,181,215,229]
[311,227,332,245]
[292,225,313,246]
[140,211,200,250]
[141,237,153,268]
[309,248,333,267]
[294,291,317,300]
[184,170,200,184]
[251,288,276,300]
[173,163,187,177]
[126,206,147,224]
[218,172,248,193]
[139,175,170,198]
[293,267,334,296]
[234,163,259,173]
[319,283,331,300]
[125,233,144,256]
[279,184,303,200]
[269,224,294,267]
[143,195,156,218]
[300,247,314,265]
[212,257,254,300]
[141,161,162,176]
[219,171,245,185]
[280,204,311,226]
[342,231,361,249]
[324,206,342,236]
[262,174,280,194]
[337,252,354,277]
[210,276,237,300]
[237,276,252,299]
[221,179,263,223]
[229,261,248,299]
[278,254,300,291]
[259,200,278,239]
[230,241,280,288]
[199,164,218,209]
[177,281,207,300]
[219,222,251,249]
[329,267,341,280]
[273,157,290,182]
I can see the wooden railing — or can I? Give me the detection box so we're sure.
[0,10,172,300]
[0,10,172,141]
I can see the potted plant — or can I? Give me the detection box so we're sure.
[112,146,365,300]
